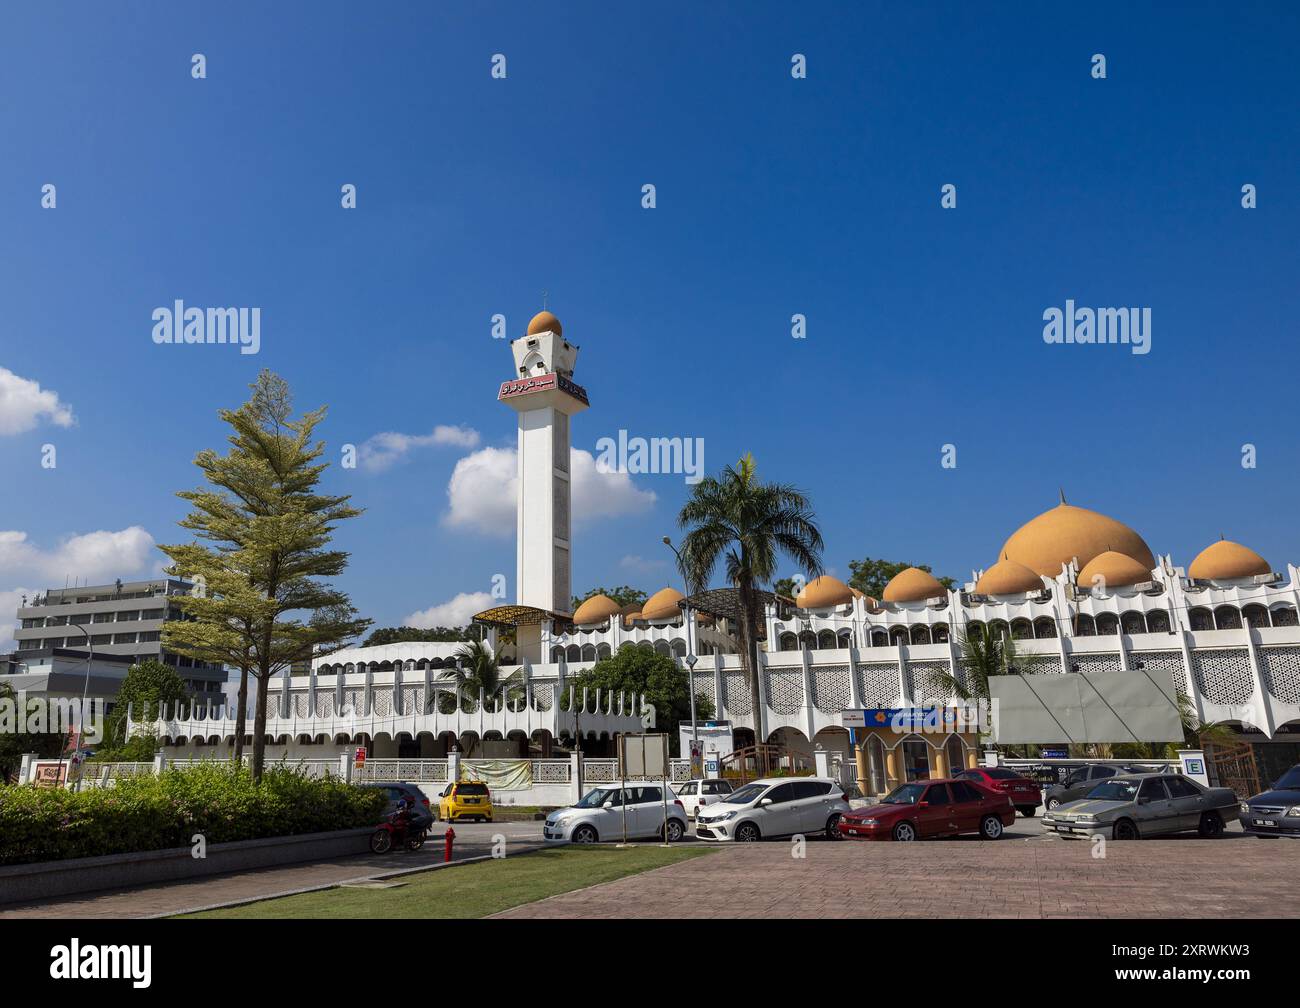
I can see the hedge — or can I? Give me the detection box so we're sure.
[0,763,387,866]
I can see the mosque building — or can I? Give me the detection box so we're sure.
[139,310,1300,795]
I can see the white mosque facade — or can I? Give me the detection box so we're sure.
[140,311,1300,791]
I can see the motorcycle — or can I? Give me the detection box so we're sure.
[369,811,428,854]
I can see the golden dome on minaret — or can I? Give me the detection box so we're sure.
[527,311,562,337]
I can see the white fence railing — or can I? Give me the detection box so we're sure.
[354,759,449,783]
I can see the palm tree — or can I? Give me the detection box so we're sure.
[676,453,824,746]
[436,640,523,714]
[927,624,1043,702]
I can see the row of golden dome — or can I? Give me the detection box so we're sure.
[575,503,1275,623]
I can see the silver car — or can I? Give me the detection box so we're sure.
[1041,772,1239,840]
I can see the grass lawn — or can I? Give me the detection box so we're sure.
[178,845,714,919]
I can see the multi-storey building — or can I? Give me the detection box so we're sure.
[12,578,227,694]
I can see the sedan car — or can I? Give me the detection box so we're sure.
[1041,772,1238,840]
[1043,763,1156,811]
[673,778,735,818]
[838,778,1015,841]
[953,767,1042,817]
[543,782,687,843]
[1240,763,1300,838]
[695,777,849,842]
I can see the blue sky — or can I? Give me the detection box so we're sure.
[2,2,1298,646]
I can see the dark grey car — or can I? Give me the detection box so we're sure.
[1043,764,1159,811]
[357,781,434,830]
[1240,764,1300,838]
[1041,772,1239,840]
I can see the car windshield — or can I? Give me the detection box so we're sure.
[1273,766,1300,790]
[723,783,768,806]
[573,788,617,809]
[1086,779,1140,802]
[881,783,927,805]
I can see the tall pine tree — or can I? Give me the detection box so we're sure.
[160,371,371,780]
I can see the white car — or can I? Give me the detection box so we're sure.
[695,777,850,842]
[543,782,688,844]
[674,778,736,818]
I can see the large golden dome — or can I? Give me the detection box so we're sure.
[572,593,621,624]
[641,587,685,621]
[1077,550,1152,589]
[975,557,1043,596]
[796,575,854,609]
[1000,502,1155,577]
[882,567,948,603]
[527,310,562,337]
[1188,539,1270,581]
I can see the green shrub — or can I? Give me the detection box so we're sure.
[0,763,386,866]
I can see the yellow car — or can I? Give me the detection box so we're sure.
[438,780,493,822]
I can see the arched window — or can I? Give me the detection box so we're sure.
[911,625,932,645]
[931,623,950,644]
[870,629,888,648]
[581,644,597,661]
[945,734,965,775]
[817,629,837,650]
[1146,609,1171,633]
[889,627,909,647]
[551,647,564,662]
[799,630,817,650]
[671,639,687,658]
[837,629,854,650]
[1243,604,1270,629]
[1271,606,1298,627]
[1213,605,1242,630]
[653,640,671,656]
[1189,607,1213,631]
[1121,612,1146,635]
[1010,619,1033,641]
[779,631,798,652]
[1096,613,1119,636]
[566,645,581,661]
[596,643,612,659]
[1033,617,1056,639]
[901,735,931,782]
[868,735,888,795]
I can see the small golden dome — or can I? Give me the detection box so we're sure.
[527,310,562,337]
[621,610,642,627]
[641,587,685,621]
[572,593,621,624]
[796,575,854,609]
[883,567,948,604]
[1001,501,1155,577]
[975,558,1043,596]
[1188,539,1270,581]
[1077,550,1151,589]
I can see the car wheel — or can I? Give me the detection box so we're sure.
[735,822,761,843]
[572,824,598,844]
[892,820,917,842]
[979,815,1004,840]
[1113,818,1140,841]
[825,813,843,840]
[1197,811,1225,838]
[1017,806,1037,818]
[663,818,685,843]
[1046,797,1060,811]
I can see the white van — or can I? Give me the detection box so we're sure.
[695,777,849,842]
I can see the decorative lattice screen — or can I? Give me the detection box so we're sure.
[1258,647,1300,704]
[1190,648,1254,705]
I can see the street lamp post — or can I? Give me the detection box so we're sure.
[663,537,701,776]
[55,623,93,791]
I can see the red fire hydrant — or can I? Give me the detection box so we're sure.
[443,825,455,863]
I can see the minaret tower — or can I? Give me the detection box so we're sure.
[499,310,589,660]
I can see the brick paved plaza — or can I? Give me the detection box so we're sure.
[494,838,1300,919]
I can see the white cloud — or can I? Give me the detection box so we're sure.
[359,425,480,473]
[620,553,667,574]
[444,446,656,536]
[0,367,75,435]
[0,527,156,585]
[402,591,496,629]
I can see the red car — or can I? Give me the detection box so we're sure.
[953,767,1042,817]
[837,778,1015,841]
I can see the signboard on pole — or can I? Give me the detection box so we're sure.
[354,747,366,770]
[618,733,669,780]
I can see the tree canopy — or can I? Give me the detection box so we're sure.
[570,644,715,755]
[571,586,647,611]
